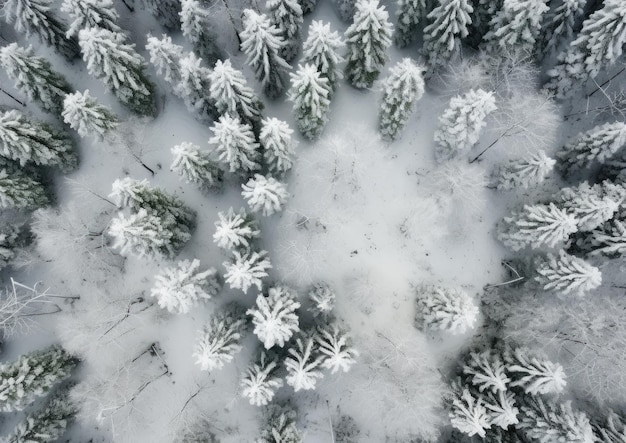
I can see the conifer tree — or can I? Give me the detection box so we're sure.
[434,89,496,162]
[316,325,358,373]
[497,203,578,251]
[0,43,72,114]
[493,151,556,191]
[240,9,291,100]
[171,142,223,190]
[0,167,48,210]
[242,174,289,216]
[3,0,79,60]
[556,122,626,176]
[298,0,317,14]
[180,0,222,66]
[483,0,549,56]
[482,390,519,430]
[540,0,585,57]
[0,224,22,270]
[544,0,626,100]
[467,0,500,48]
[517,397,594,443]
[62,90,119,139]
[504,347,567,395]
[534,250,602,297]
[258,405,303,443]
[0,110,77,172]
[240,352,284,406]
[307,283,335,317]
[260,117,297,175]
[141,0,181,30]
[379,58,425,141]
[448,385,492,438]
[284,336,324,391]
[174,52,218,122]
[150,259,220,314]
[593,410,626,443]
[61,0,121,37]
[209,59,264,132]
[288,64,332,140]
[415,285,479,335]
[247,286,300,349]
[395,0,431,48]
[208,115,261,174]
[587,217,626,258]
[5,386,77,443]
[213,207,261,251]
[301,20,345,95]
[557,181,625,232]
[422,0,473,71]
[79,28,156,116]
[193,311,246,371]
[334,0,357,21]
[344,0,393,89]
[462,351,510,393]
[267,0,304,62]
[0,345,77,412]
[223,250,272,293]
[145,34,183,85]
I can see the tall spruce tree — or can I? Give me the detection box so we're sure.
[301,20,345,96]
[344,0,393,89]
[175,52,218,122]
[260,117,297,175]
[534,250,602,297]
[193,311,246,371]
[395,0,431,48]
[539,0,586,57]
[267,0,304,62]
[0,167,49,210]
[517,397,594,443]
[180,0,222,66]
[141,0,181,30]
[208,115,261,174]
[288,63,332,140]
[62,90,119,139]
[61,0,121,37]
[146,34,183,85]
[170,142,223,190]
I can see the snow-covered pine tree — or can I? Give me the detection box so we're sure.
[593,410,626,443]
[171,142,223,190]
[62,90,119,139]
[534,250,602,297]
[497,203,578,251]
[316,325,358,373]
[260,117,296,175]
[422,0,473,71]
[258,405,303,443]
[288,63,332,140]
[504,347,567,395]
[223,250,272,293]
[379,57,425,140]
[0,167,48,210]
[448,384,492,438]
[434,89,496,162]
[415,285,479,335]
[540,0,585,57]
[150,259,220,314]
[344,0,393,89]
[482,0,549,56]
[556,181,625,232]
[517,397,594,443]
[284,336,324,391]
[587,217,626,258]
[467,0,500,48]
[0,110,77,172]
[108,208,191,259]
[307,282,335,317]
[482,390,519,430]
[174,52,218,122]
[209,59,264,133]
[0,43,72,114]
[240,352,284,406]
[242,174,289,216]
[213,207,261,251]
[462,351,510,393]
[267,0,304,62]
[298,0,317,14]
[334,0,357,22]
[301,20,345,95]
[3,0,79,60]
[141,0,181,30]
[0,224,22,270]
[208,114,261,174]
[395,0,431,48]
[61,0,120,37]
[247,286,300,349]
[240,9,291,100]
[193,311,246,371]
[556,122,626,176]
[145,34,183,85]
[180,0,222,66]
[493,151,556,191]
[5,386,77,443]
[544,0,626,100]
[78,27,156,116]
[0,345,77,412]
